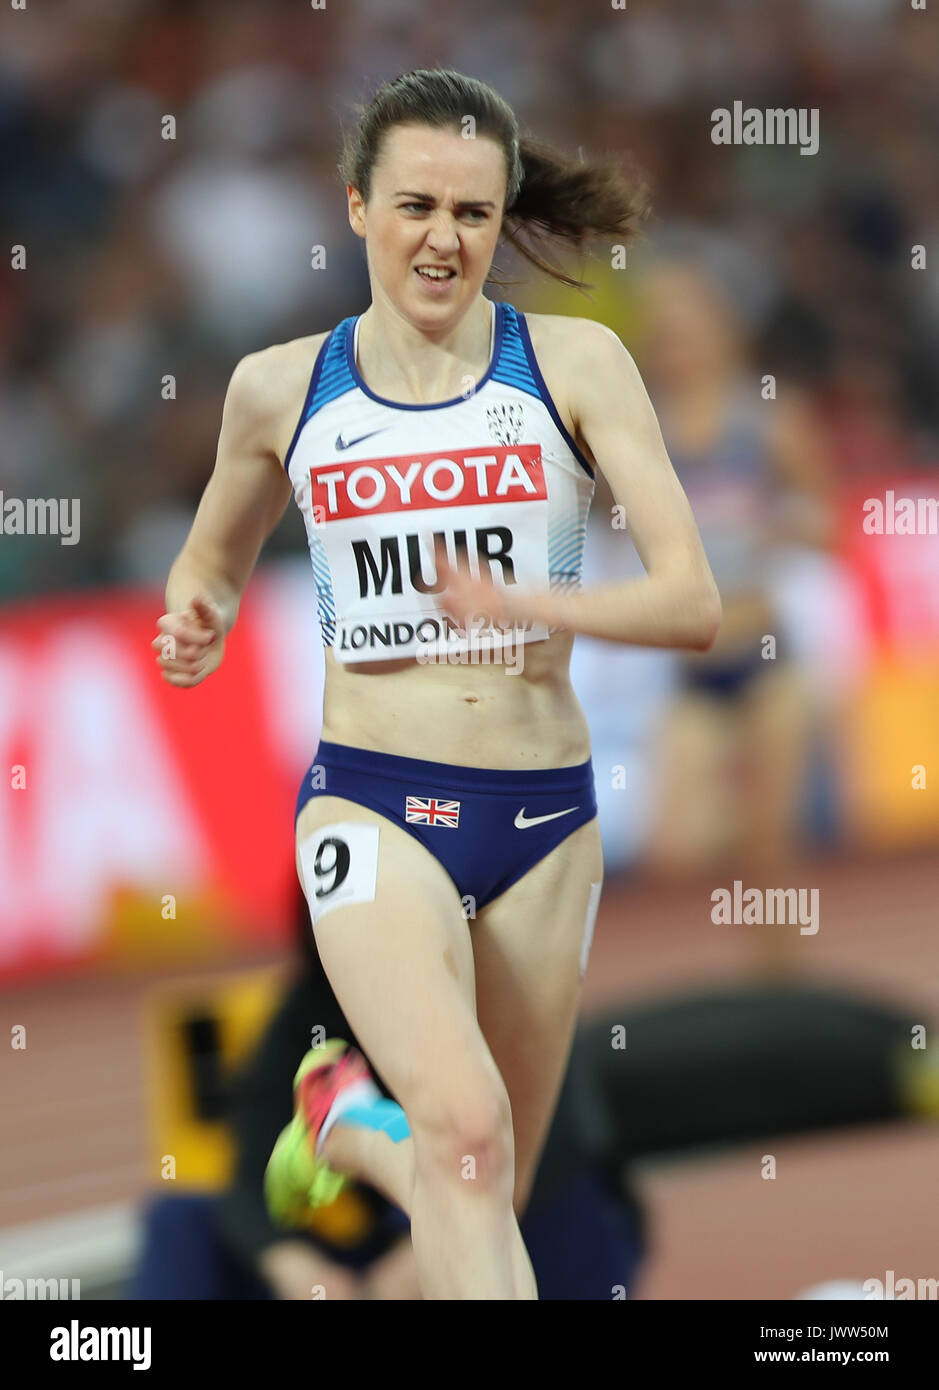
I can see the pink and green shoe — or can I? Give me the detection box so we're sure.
[264,1038,374,1227]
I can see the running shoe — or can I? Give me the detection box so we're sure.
[264,1038,374,1226]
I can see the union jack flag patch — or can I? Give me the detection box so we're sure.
[405,795,461,828]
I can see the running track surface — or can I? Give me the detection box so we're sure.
[2,850,937,1300]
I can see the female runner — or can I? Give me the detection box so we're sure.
[154,69,720,1300]
[637,260,831,881]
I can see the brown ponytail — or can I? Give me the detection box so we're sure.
[501,135,650,290]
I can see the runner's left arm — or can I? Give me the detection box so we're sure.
[514,318,721,650]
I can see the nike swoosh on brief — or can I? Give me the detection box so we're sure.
[514,806,579,829]
[335,428,387,450]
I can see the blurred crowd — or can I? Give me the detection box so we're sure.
[2,0,937,605]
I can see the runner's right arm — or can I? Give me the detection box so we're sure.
[155,350,295,687]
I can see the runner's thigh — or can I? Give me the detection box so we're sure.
[471,816,604,1205]
[295,796,507,1129]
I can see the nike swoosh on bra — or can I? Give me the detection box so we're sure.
[335,428,387,450]
[514,806,579,829]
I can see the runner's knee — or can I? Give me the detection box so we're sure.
[409,1074,514,1187]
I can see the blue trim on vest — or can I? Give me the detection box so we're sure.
[514,310,595,480]
[490,302,541,397]
[313,318,358,413]
[282,331,338,475]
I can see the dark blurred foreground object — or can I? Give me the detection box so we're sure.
[579,983,930,1164]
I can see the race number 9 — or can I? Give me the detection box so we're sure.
[312,836,350,898]
[298,822,380,924]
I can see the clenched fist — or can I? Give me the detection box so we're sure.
[153,595,226,687]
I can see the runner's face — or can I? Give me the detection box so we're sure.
[348,123,506,325]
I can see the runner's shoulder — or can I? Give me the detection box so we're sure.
[521,312,637,434]
[524,311,627,358]
[225,332,331,431]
